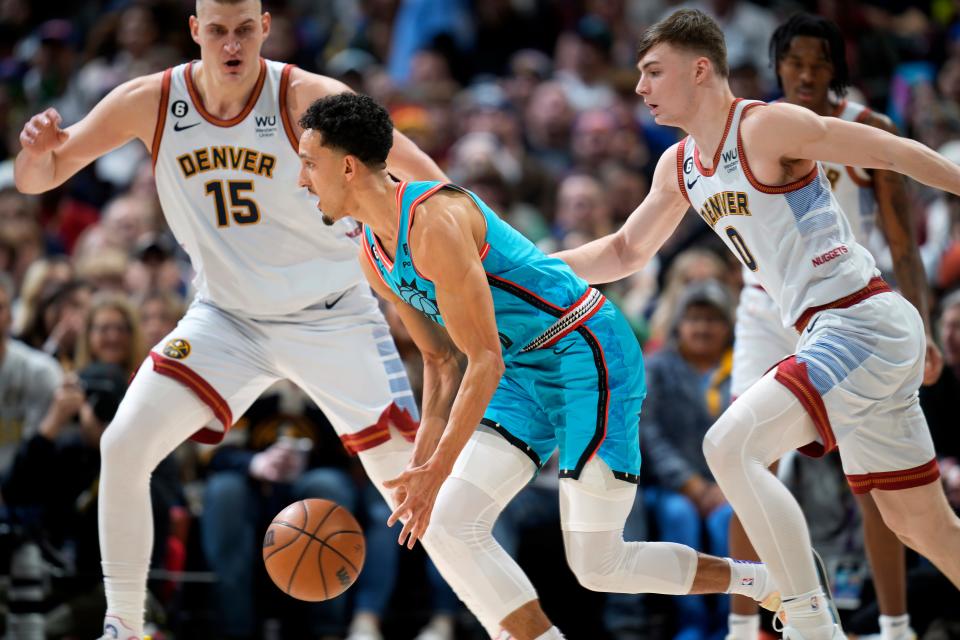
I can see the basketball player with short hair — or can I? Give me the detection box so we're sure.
[556,9,960,640]
[15,1,447,638]
[296,92,782,640]
[724,14,937,640]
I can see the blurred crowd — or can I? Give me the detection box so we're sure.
[1,0,960,639]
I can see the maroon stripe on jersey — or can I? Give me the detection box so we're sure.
[737,102,819,194]
[694,98,742,176]
[185,58,267,127]
[676,138,690,204]
[152,68,173,169]
[846,458,940,494]
[279,64,300,152]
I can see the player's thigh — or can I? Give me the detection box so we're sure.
[147,300,279,441]
[273,288,419,445]
[482,370,557,475]
[732,287,797,397]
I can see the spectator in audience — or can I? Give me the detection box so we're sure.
[922,290,960,498]
[18,278,92,369]
[73,292,146,379]
[11,256,73,335]
[639,279,736,640]
[0,271,62,474]
[136,290,184,351]
[646,249,728,350]
[550,173,614,251]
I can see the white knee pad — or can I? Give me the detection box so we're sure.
[560,458,698,595]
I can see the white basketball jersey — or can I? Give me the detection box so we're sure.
[678,99,878,328]
[153,59,363,316]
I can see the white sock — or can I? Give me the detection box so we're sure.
[879,614,911,640]
[726,558,773,603]
[727,613,760,640]
[781,588,834,639]
[534,627,565,640]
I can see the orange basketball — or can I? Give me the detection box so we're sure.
[262,498,365,602]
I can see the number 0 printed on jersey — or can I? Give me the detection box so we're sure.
[724,226,758,271]
[204,180,261,227]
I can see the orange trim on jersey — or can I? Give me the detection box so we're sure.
[369,182,407,272]
[151,68,173,169]
[846,458,940,494]
[148,352,233,444]
[278,63,300,152]
[340,402,419,455]
[694,98,742,176]
[479,242,491,260]
[361,225,392,289]
[774,356,835,457]
[845,164,873,187]
[407,182,449,279]
[793,276,891,333]
[737,102,819,194]
[185,58,267,127]
[676,138,690,204]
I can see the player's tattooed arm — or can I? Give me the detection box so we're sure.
[383,193,504,548]
[15,73,161,194]
[750,102,960,196]
[554,144,690,284]
[864,112,943,383]
[286,68,446,182]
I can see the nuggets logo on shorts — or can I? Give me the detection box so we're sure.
[163,338,191,360]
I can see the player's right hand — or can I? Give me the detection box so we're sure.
[20,108,69,155]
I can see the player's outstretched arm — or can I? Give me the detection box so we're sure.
[15,74,161,194]
[752,102,960,195]
[382,193,504,548]
[554,145,691,284]
[286,69,447,182]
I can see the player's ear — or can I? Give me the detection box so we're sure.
[343,155,356,182]
[261,11,271,39]
[694,56,710,84]
[189,15,201,45]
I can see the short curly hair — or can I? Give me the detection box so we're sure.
[299,93,393,166]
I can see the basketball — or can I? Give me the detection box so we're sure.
[262,499,365,602]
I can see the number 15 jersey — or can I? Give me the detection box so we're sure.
[153,58,363,316]
[676,98,878,328]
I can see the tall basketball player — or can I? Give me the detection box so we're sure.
[725,14,939,640]
[15,1,447,638]
[556,9,960,640]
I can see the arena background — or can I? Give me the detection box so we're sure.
[1,0,959,639]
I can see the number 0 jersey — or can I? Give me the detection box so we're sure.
[677,98,878,328]
[153,58,364,316]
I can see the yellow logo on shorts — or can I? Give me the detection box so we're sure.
[163,338,191,360]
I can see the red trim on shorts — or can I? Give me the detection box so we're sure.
[339,402,419,455]
[278,64,300,152]
[185,58,266,127]
[737,102,820,194]
[149,352,233,444]
[794,276,891,333]
[774,356,836,457]
[676,138,691,204]
[694,98,742,176]
[581,325,610,466]
[151,68,173,169]
[846,458,941,494]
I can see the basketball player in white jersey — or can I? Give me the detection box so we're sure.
[14,1,451,638]
[725,14,940,640]
[556,9,960,640]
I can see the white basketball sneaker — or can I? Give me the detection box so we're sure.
[98,614,148,640]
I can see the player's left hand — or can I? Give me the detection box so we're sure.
[922,335,943,386]
[383,462,449,549]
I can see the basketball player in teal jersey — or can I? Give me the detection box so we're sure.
[296,92,781,640]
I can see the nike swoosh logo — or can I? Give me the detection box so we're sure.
[553,342,575,355]
[324,291,348,310]
[806,316,819,333]
[173,121,201,132]
[686,176,700,189]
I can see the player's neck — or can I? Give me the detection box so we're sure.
[353,175,401,255]
[684,86,737,170]
[191,60,262,120]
